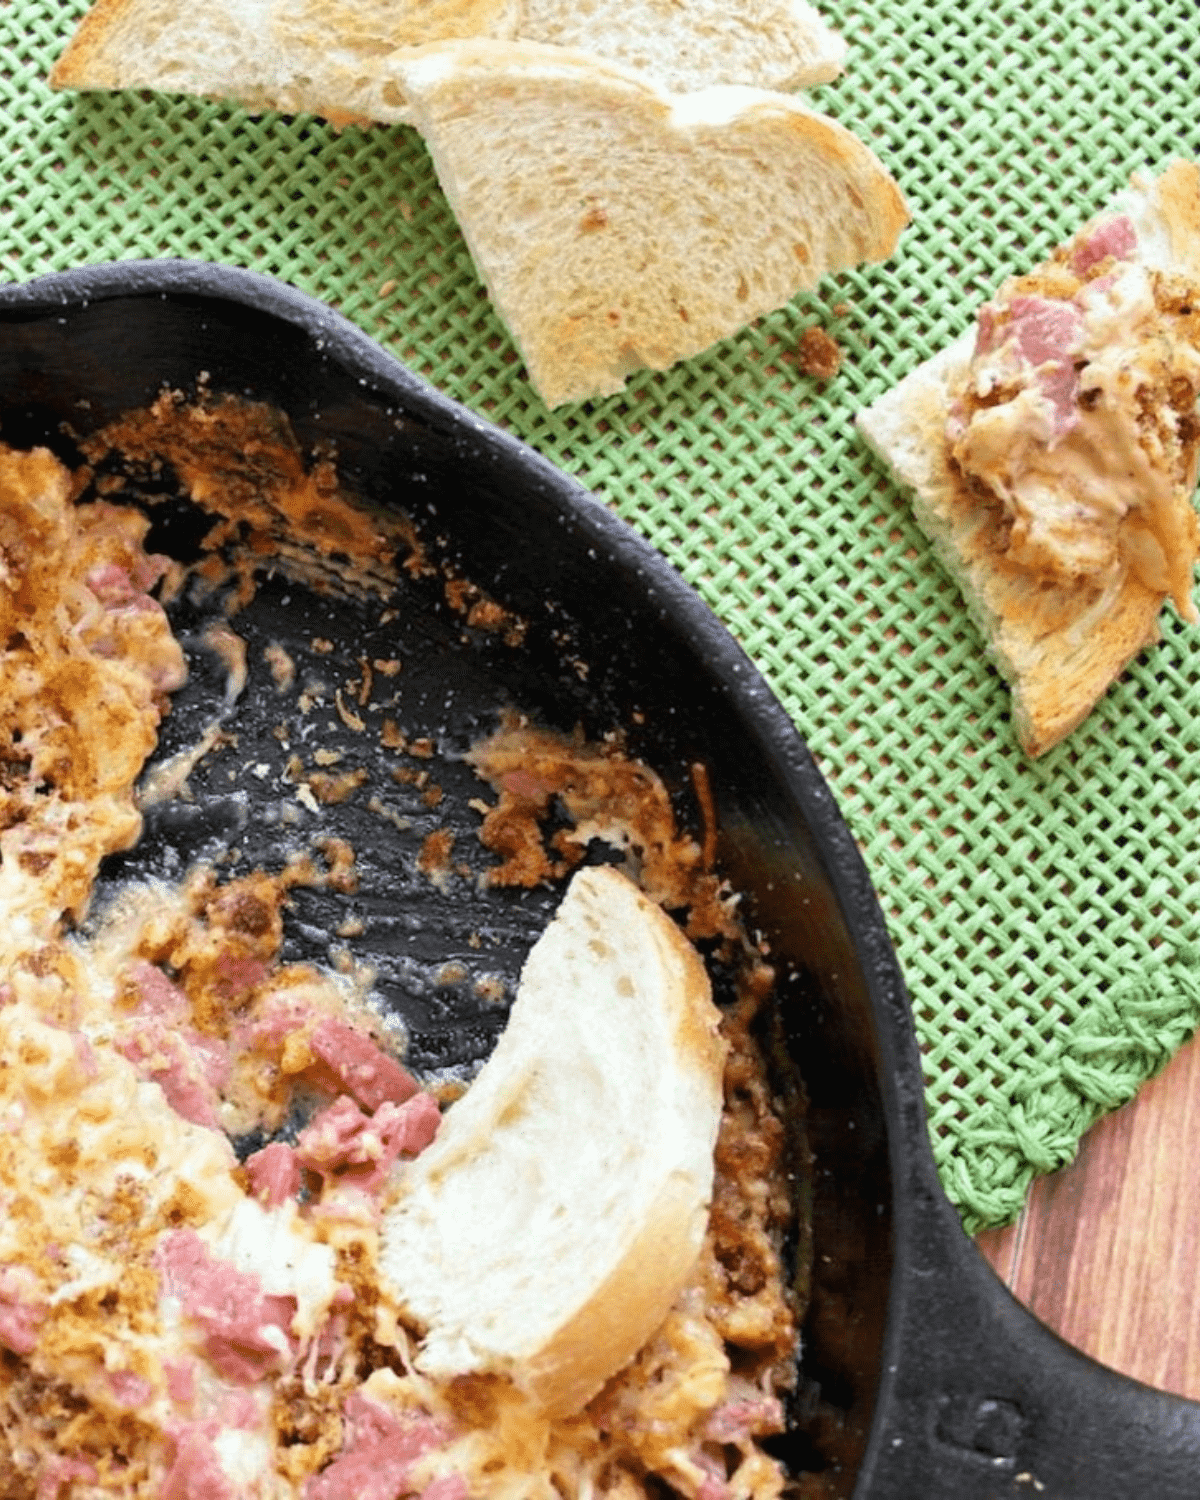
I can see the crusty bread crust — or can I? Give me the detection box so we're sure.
[857,162,1200,757]
[49,0,515,121]
[379,864,726,1418]
[49,0,141,89]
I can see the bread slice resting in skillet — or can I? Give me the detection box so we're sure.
[379,862,728,1418]
[50,0,846,117]
[857,160,1200,756]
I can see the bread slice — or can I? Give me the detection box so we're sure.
[378,864,726,1418]
[49,0,517,124]
[516,0,846,94]
[388,39,907,405]
[857,161,1200,757]
[50,0,844,118]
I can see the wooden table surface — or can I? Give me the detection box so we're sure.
[974,1025,1200,1398]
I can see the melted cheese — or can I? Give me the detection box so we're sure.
[951,250,1200,619]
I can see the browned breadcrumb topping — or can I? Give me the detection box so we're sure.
[309,767,370,805]
[443,575,528,646]
[264,642,297,690]
[417,828,457,890]
[0,445,186,922]
[467,721,741,946]
[80,391,429,603]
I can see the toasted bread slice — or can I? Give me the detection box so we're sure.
[49,0,516,123]
[389,39,907,405]
[50,0,844,118]
[517,0,846,93]
[378,864,726,1418]
[857,162,1200,757]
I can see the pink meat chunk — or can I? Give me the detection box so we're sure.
[161,1424,237,1500]
[107,1369,155,1409]
[1036,359,1082,439]
[157,1231,297,1385]
[35,1456,99,1500]
[164,1358,197,1408]
[307,1019,419,1111]
[975,295,1085,438]
[296,1093,441,1195]
[305,1395,450,1500]
[210,952,270,1004]
[419,1479,468,1500]
[245,1141,303,1208]
[125,960,191,1023]
[1071,214,1137,274]
[217,1390,262,1430]
[85,561,140,608]
[246,995,316,1052]
[703,1392,785,1443]
[116,1020,228,1132]
[86,550,172,607]
[972,292,1084,434]
[1007,295,1084,369]
[0,1264,46,1356]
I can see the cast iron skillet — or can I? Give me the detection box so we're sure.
[1,260,1199,1498]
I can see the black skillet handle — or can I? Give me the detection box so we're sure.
[858,1165,1200,1498]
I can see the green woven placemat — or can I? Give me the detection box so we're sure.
[4,1,1200,1233]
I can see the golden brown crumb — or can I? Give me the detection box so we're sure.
[309,768,369,805]
[466,723,740,946]
[418,829,456,886]
[796,325,843,381]
[264,643,297,691]
[334,689,366,733]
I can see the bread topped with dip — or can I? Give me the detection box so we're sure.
[857,160,1200,756]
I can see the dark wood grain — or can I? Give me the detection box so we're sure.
[975,1029,1200,1398]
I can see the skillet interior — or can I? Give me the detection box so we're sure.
[0,262,899,1496]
